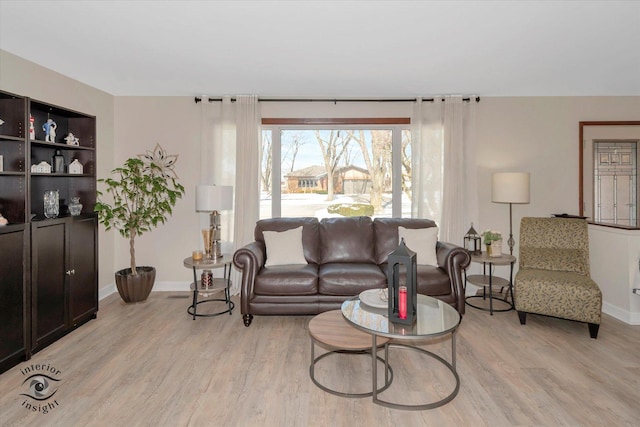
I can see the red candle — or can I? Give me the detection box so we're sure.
[399,286,407,319]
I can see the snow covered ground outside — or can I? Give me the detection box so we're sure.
[259,192,412,219]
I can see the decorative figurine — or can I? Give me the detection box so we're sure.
[31,161,52,173]
[0,117,4,126]
[65,133,79,146]
[0,212,8,226]
[29,115,36,139]
[43,118,57,142]
[68,158,83,174]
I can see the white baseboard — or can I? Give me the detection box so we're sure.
[99,281,190,301]
[602,301,640,325]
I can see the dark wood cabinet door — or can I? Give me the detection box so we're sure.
[0,226,28,373]
[69,216,98,325]
[31,220,67,349]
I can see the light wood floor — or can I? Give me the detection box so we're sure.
[1,291,639,426]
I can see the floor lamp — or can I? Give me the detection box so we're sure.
[196,185,233,259]
[492,172,530,255]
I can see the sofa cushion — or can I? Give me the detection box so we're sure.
[263,226,307,267]
[319,216,376,264]
[398,226,438,266]
[319,263,387,295]
[255,217,320,264]
[373,218,438,265]
[254,264,318,296]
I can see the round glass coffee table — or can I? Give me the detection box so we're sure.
[341,294,461,410]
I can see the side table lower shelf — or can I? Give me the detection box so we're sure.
[465,274,513,314]
[188,279,235,318]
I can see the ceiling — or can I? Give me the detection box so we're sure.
[1,1,639,97]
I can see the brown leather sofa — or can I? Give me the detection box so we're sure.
[233,216,471,326]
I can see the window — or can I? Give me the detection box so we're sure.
[260,122,411,219]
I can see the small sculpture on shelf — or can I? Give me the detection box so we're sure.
[31,161,52,173]
[65,133,79,146]
[0,212,8,226]
[43,118,57,142]
[0,117,4,126]
[68,158,83,174]
[29,115,36,139]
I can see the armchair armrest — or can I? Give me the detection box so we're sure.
[436,241,471,314]
[233,241,266,315]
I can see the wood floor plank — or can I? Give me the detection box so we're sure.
[0,291,639,426]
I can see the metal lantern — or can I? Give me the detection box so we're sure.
[464,223,482,255]
[387,238,417,325]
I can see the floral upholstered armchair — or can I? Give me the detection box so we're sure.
[514,217,602,338]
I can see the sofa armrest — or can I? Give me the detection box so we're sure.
[436,241,471,314]
[233,241,266,315]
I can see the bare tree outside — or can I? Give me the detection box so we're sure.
[348,130,392,213]
[282,132,308,174]
[261,131,272,192]
[401,129,412,200]
[314,130,351,201]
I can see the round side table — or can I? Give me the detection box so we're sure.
[183,255,234,319]
[465,252,516,315]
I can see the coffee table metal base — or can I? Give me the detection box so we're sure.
[371,333,460,410]
[310,346,393,398]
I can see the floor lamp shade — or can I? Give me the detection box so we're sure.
[492,173,530,204]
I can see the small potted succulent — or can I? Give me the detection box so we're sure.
[95,144,185,303]
[482,230,503,257]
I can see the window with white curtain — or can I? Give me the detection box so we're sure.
[260,125,411,219]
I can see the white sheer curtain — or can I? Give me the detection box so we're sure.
[411,96,477,245]
[231,96,261,294]
[201,95,260,295]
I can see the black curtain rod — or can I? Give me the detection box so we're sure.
[194,96,480,104]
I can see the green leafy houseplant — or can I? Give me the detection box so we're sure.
[95,156,185,277]
[482,230,502,245]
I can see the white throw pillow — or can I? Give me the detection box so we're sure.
[397,226,438,266]
[263,226,307,267]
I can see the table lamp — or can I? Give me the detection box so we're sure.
[492,172,530,255]
[196,185,233,259]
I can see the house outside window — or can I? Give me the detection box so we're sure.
[260,123,411,219]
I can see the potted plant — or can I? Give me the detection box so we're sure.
[482,230,503,257]
[95,145,185,303]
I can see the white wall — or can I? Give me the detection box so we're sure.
[113,97,202,285]
[3,49,640,319]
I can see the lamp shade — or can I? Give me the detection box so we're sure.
[196,185,233,212]
[492,172,530,204]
